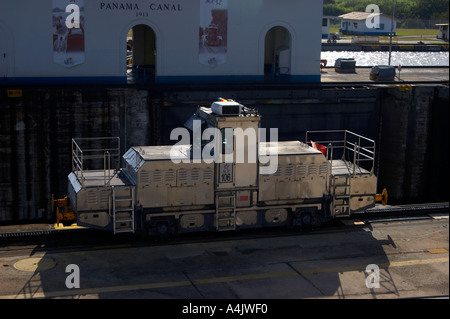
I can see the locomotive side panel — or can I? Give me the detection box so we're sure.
[68,173,109,229]
[259,144,329,204]
[330,159,378,214]
[137,161,215,209]
[349,174,377,212]
[68,169,134,231]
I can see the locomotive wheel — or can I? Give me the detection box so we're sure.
[301,212,312,226]
[145,217,177,238]
[156,221,169,235]
[295,211,321,231]
[148,221,173,239]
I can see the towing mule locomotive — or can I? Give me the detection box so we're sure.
[61,99,385,235]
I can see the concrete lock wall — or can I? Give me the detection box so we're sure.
[378,85,449,203]
[0,85,448,222]
[0,88,150,221]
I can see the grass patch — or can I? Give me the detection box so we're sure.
[396,28,439,37]
[329,27,439,37]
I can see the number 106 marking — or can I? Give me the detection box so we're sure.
[221,173,232,182]
[219,164,233,183]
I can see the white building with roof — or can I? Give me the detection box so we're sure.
[436,23,449,41]
[0,0,324,85]
[322,16,334,39]
[339,11,397,36]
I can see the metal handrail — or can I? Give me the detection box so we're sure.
[104,151,111,185]
[71,137,120,187]
[306,130,375,143]
[305,130,376,175]
[327,143,334,193]
[72,140,85,187]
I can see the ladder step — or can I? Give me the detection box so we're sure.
[218,217,235,222]
[217,227,235,232]
[115,218,134,223]
[218,196,235,200]
[218,205,235,210]
[112,186,135,235]
[114,208,133,213]
[216,191,236,232]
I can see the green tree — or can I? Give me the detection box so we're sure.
[415,0,449,19]
[323,0,449,20]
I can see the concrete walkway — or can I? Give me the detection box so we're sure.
[321,67,449,83]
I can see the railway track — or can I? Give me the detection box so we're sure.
[357,202,449,217]
[0,202,447,249]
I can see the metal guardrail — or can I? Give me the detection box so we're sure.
[305,130,376,175]
[72,137,121,187]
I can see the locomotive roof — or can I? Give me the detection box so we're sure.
[131,144,191,161]
[261,141,322,156]
[129,140,321,162]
